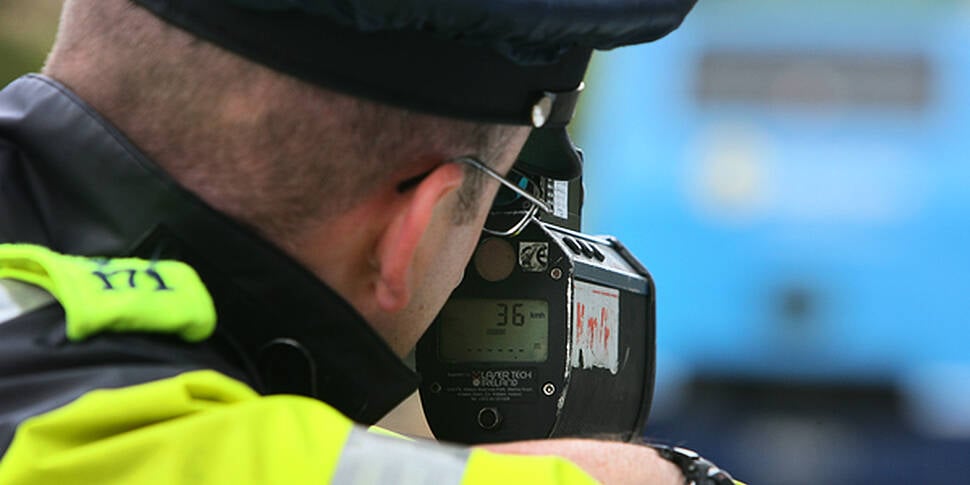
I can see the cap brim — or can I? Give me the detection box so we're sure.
[515,128,583,180]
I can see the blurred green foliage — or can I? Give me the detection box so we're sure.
[0,1,62,86]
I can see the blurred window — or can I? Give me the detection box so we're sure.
[694,50,931,110]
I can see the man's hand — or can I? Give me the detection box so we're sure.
[480,439,683,485]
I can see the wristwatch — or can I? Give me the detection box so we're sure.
[649,444,737,485]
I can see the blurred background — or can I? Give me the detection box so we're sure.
[3,1,969,483]
[0,0,60,86]
[575,1,970,483]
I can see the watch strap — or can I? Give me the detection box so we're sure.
[649,444,737,485]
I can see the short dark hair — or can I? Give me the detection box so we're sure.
[45,0,521,244]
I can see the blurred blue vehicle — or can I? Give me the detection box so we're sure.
[576,0,970,439]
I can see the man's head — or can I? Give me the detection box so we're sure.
[44,0,530,355]
[42,0,696,357]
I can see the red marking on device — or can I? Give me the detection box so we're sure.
[602,307,610,349]
[576,302,585,340]
[575,289,617,361]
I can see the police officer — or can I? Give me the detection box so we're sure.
[0,0,736,483]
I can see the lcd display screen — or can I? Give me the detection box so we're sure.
[438,298,549,363]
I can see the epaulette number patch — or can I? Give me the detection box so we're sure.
[0,244,216,342]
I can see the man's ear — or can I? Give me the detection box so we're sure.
[374,162,465,312]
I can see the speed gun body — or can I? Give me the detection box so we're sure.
[417,219,655,444]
